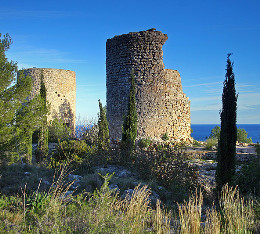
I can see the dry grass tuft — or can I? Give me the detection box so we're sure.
[220,184,255,233]
[178,190,203,233]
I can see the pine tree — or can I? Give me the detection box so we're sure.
[122,70,137,153]
[37,72,49,160]
[216,54,238,191]
[0,34,32,162]
[97,99,110,151]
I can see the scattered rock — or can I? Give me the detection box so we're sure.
[122,187,160,206]
[68,174,83,181]
[61,191,74,202]
[109,184,120,193]
[42,180,51,185]
[95,165,135,178]
[118,169,132,178]
[84,184,93,193]
[149,191,160,206]
[122,189,135,200]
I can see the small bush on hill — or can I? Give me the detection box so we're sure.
[137,138,152,149]
[193,140,203,147]
[255,142,260,155]
[209,126,253,144]
[237,128,252,143]
[50,140,97,168]
[234,158,260,197]
[126,149,198,202]
[205,137,218,150]
[48,118,72,143]
[161,132,169,141]
[82,124,98,146]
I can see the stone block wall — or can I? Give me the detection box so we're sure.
[20,68,76,132]
[106,30,191,142]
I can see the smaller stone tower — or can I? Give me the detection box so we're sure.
[21,68,76,131]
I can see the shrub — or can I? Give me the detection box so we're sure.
[193,140,202,147]
[209,125,221,139]
[205,137,218,150]
[82,124,98,146]
[50,140,97,168]
[151,152,198,190]
[234,158,260,196]
[209,126,252,144]
[138,138,152,149]
[48,118,72,143]
[131,149,199,199]
[255,142,260,155]
[237,128,252,143]
[161,132,169,141]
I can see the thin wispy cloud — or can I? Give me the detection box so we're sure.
[191,103,221,111]
[185,75,223,82]
[238,92,260,110]
[191,96,220,102]
[190,91,260,113]
[236,84,256,88]
[184,81,222,88]
[7,47,87,65]
[204,88,222,94]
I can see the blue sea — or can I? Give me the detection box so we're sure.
[191,124,260,143]
[77,124,260,143]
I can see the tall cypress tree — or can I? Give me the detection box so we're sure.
[37,72,49,160]
[97,99,110,151]
[122,70,137,153]
[216,54,238,191]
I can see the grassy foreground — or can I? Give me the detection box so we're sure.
[0,167,258,233]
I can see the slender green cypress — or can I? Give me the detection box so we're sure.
[98,99,110,151]
[122,70,137,153]
[37,72,48,159]
[216,54,238,191]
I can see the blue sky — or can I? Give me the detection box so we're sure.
[2,0,260,124]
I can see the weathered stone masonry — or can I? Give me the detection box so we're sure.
[106,30,191,142]
[21,68,76,132]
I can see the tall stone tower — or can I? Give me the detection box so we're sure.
[106,30,191,142]
[21,68,76,131]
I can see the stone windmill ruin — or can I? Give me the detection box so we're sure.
[106,29,191,142]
